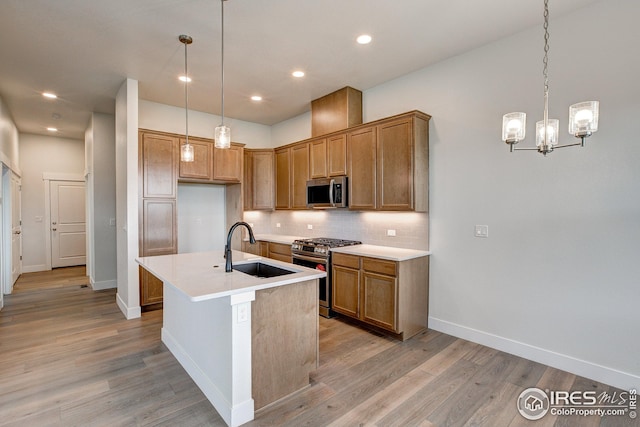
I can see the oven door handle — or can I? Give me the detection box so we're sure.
[292,253,328,264]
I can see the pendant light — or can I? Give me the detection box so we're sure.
[501,0,599,156]
[179,34,195,162]
[214,0,231,149]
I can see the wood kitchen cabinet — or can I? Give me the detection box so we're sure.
[267,242,292,263]
[331,254,360,318]
[332,252,429,340]
[310,134,347,179]
[347,111,430,212]
[310,138,327,179]
[244,149,274,211]
[242,239,269,257]
[213,145,243,182]
[291,143,310,209]
[139,130,179,310]
[347,126,377,210]
[179,138,211,180]
[274,143,309,210]
[327,133,347,176]
[274,147,291,209]
[141,131,178,198]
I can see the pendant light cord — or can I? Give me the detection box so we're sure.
[184,38,190,144]
[220,0,225,126]
[542,0,550,145]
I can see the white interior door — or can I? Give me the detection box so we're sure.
[11,175,22,284]
[50,180,86,268]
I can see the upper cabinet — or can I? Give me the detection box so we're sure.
[141,132,178,199]
[327,133,347,177]
[309,134,347,179]
[275,143,310,210]
[274,110,429,212]
[213,145,243,182]
[274,147,291,210]
[347,126,377,210]
[244,149,274,211]
[179,138,211,180]
[309,138,327,179]
[348,111,430,212]
[291,143,310,209]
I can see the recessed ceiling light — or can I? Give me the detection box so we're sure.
[292,70,305,78]
[251,95,262,101]
[356,34,372,45]
[179,75,192,83]
[47,127,58,132]
[43,92,57,99]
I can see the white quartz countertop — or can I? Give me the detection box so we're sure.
[251,234,304,244]
[136,250,326,302]
[330,244,431,261]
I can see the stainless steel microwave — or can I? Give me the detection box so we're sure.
[306,176,348,209]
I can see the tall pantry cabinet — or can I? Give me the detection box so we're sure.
[138,131,178,309]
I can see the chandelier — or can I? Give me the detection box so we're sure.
[501,0,599,156]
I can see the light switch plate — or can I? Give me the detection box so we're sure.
[387,229,396,236]
[307,224,313,230]
[475,225,489,238]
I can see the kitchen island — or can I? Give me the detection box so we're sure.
[136,250,326,427]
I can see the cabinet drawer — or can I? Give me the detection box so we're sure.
[332,253,360,269]
[362,257,397,276]
[268,242,292,256]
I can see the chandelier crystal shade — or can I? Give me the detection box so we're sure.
[179,34,194,162]
[214,0,231,149]
[501,0,599,156]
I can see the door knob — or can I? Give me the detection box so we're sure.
[52,228,57,231]
[14,230,21,235]
[52,222,57,225]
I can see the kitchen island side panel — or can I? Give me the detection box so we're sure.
[161,283,255,427]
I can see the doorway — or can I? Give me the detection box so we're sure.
[45,179,86,269]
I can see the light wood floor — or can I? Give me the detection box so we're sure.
[0,268,635,427]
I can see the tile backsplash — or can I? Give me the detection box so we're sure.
[243,210,428,250]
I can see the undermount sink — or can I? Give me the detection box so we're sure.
[233,262,297,278]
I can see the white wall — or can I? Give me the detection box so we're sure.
[177,183,227,254]
[267,0,640,389]
[139,100,273,148]
[0,96,20,173]
[85,113,117,290]
[18,134,84,272]
[115,78,141,319]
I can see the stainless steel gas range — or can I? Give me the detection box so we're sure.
[291,237,361,318]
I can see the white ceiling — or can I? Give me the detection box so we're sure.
[0,0,600,140]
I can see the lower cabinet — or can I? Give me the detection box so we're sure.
[332,252,429,340]
[241,240,292,263]
[139,267,164,307]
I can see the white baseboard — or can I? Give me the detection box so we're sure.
[162,328,255,427]
[90,278,117,290]
[116,292,141,319]
[428,317,640,391]
[21,264,49,273]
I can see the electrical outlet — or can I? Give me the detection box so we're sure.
[276,223,281,228]
[387,229,396,236]
[307,224,313,230]
[237,303,249,323]
[474,225,489,238]
[248,222,254,228]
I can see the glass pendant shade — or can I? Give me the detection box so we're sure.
[535,119,559,147]
[502,112,527,143]
[181,142,194,162]
[214,125,231,149]
[569,101,599,137]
